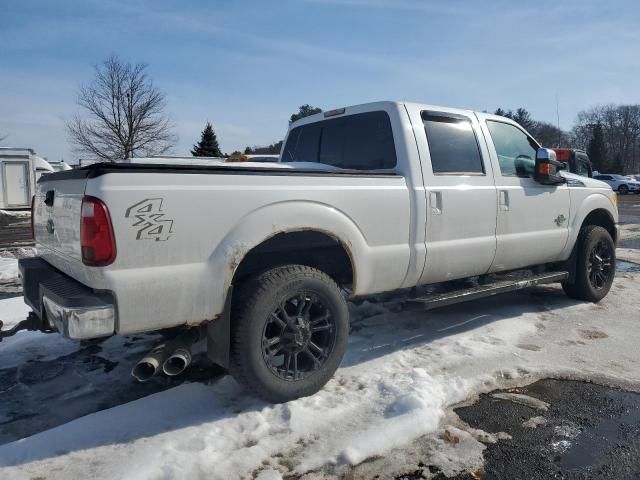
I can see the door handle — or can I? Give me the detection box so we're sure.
[430,191,442,215]
[499,190,509,211]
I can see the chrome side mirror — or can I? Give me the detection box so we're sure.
[534,148,565,185]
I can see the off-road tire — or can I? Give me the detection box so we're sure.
[230,265,349,403]
[562,225,615,302]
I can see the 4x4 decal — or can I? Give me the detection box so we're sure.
[125,198,174,241]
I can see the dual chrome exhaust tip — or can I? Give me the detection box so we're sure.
[131,327,202,382]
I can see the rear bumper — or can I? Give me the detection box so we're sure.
[19,257,116,339]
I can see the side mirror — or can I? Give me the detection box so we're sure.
[534,148,566,185]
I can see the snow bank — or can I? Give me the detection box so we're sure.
[0,296,29,329]
[0,248,36,283]
[0,257,19,283]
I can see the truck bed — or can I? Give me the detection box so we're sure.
[34,162,411,334]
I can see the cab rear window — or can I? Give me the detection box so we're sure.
[281,111,397,170]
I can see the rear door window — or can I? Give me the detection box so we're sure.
[281,111,397,170]
[422,111,484,175]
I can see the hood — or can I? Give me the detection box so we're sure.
[561,171,612,189]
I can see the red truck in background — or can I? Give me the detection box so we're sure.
[552,148,593,178]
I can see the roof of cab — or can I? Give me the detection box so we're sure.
[289,100,498,129]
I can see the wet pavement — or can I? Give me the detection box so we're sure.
[446,379,640,480]
[0,335,223,444]
[618,194,640,217]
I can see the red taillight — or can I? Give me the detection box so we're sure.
[30,195,35,240]
[81,196,116,266]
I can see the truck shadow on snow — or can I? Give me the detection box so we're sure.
[343,284,575,368]
[0,283,604,467]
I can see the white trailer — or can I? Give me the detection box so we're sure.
[0,148,53,210]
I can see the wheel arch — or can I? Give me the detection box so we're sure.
[580,208,617,244]
[206,201,365,369]
[231,229,355,291]
[560,196,618,283]
[564,194,618,257]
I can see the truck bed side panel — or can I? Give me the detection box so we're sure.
[77,170,411,333]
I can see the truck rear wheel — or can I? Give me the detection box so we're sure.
[230,265,349,402]
[562,225,615,302]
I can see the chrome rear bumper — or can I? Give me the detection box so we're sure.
[19,257,116,339]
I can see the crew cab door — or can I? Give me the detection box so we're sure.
[408,108,498,284]
[477,113,570,272]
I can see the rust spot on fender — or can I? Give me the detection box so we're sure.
[223,228,358,295]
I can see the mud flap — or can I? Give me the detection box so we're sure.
[206,287,232,369]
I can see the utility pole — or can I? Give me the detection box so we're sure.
[556,94,561,147]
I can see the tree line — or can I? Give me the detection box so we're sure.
[494,105,640,174]
[66,55,638,173]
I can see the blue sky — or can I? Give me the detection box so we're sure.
[1,0,639,162]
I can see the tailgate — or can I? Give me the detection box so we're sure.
[34,175,88,261]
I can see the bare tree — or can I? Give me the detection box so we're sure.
[67,55,176,162]
[529,121,571,148]
[572,104,640,173]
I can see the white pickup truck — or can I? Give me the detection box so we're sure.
[12,101,619,402]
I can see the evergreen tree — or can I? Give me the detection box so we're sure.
[587,123,607,172]
[290,104,322,123]
[513,108,535,131]
[494,107,538,131]
[191,122,222,157]
[244,146,253,154]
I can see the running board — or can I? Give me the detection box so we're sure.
[408,271,569,310]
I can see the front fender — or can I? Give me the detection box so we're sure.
[560,192,618,259]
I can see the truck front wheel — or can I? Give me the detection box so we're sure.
[230,265,349,402]
[562,225,616,302]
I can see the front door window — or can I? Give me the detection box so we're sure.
[486,120,538,177]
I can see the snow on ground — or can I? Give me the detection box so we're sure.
[0,296,29,330]
[0,257,19,283]
[0,248,36,284]
[0,266,639,479]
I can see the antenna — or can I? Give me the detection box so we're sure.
[556,93,561,147]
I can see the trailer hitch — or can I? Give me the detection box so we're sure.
[0,312,53,342]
